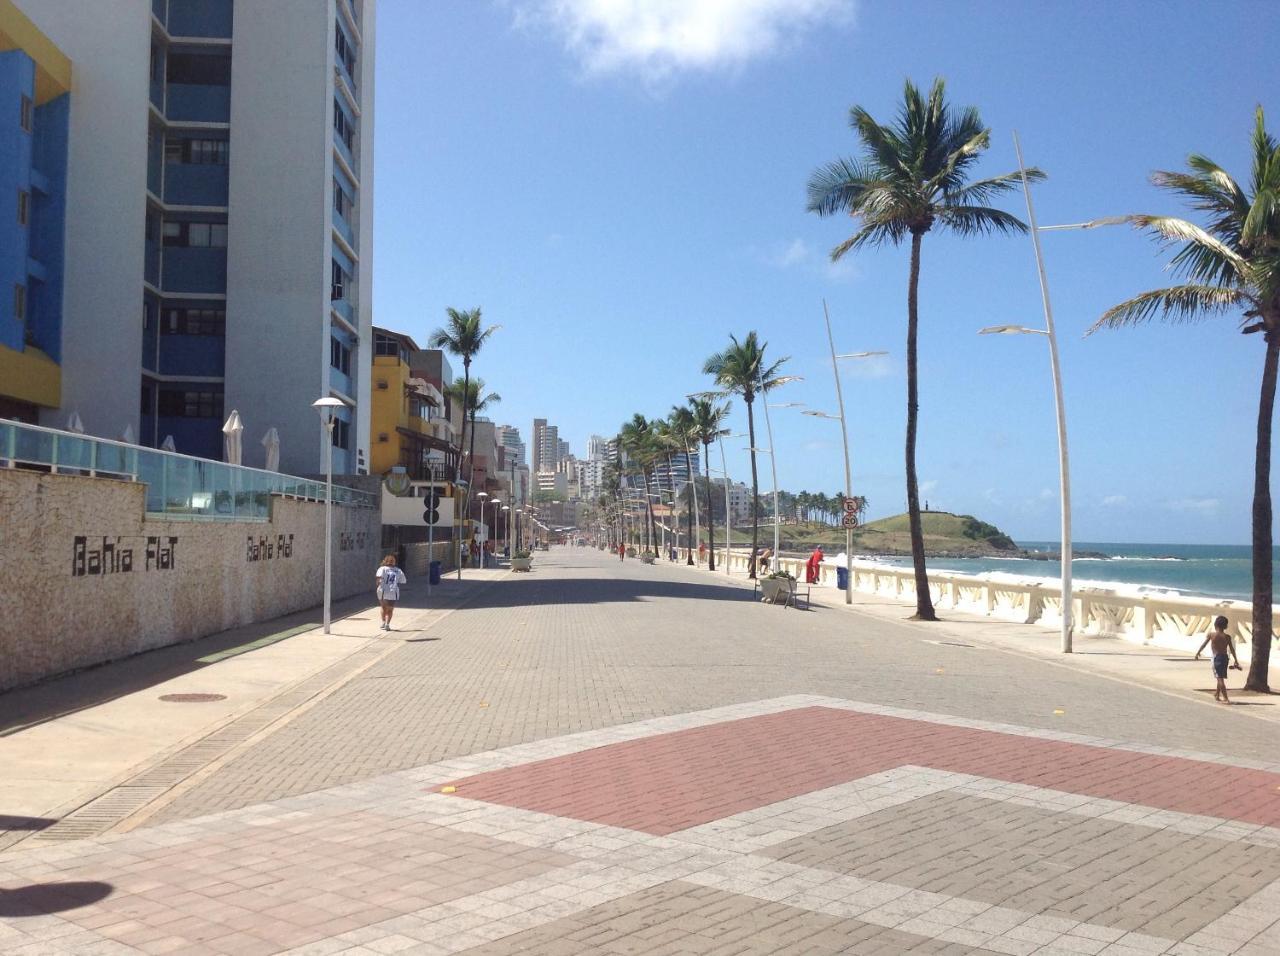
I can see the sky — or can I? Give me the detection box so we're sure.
[373,0,1280,545]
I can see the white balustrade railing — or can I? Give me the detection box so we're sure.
[710,547,1272,660]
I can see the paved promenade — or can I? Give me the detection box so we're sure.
[2,547,1279,954]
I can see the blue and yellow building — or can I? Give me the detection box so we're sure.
[0,0,69,422]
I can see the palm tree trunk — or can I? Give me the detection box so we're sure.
[905,231,937,620]
[746,399,760,580]
[703,440,717,571]
[645,467,658,553]
[456,363,470,579]
[684,446,696,564]
[1246,332,1277,692]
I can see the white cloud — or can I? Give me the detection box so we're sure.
[1165,496,1220,515]
[759,238,861,283]
[511,0,856,83]
[1101,494,1127,507]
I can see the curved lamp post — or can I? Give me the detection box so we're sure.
[757,376,802,572]
[312,396,345,634]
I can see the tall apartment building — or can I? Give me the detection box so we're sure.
[1,1,70,423]
[493,424,525,468]
[586,434,609,461]
[24,0,374,473]
[531,417,559,474]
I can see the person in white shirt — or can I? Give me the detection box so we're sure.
[375,555,408,631]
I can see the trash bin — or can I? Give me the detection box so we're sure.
[429,560,442,586]
[836,566,849,591]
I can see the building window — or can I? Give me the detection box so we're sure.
[19,95,32,132]
[332,418,350,450]
[141,382,154,417]
[331,259,347,300]
[13,284,26,320]
[333,179,351,220]
[330,335,351,376]
[335,24,357,77]
[17,190,29,226]
[165,137,228,164]
[158,389,223,418]
[167,52,231,86]
[163,220,228,247]
[333,99,354,150]
[374,332,399,357]
[163,307,225,335]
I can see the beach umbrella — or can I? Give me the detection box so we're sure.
[120,424,135,444]
[221,410,243,465]
[66,411,84,434]
[160,435,177,452]
[261,427,280,472]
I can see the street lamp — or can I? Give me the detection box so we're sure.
[973,130,1075,654]
[796,310,888,604]
[758,376,802,572]
[312,396,345,634]
[502,504,511,556]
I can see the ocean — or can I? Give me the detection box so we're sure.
[861,542,1279,602]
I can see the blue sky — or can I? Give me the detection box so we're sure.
[373,0,1279,545]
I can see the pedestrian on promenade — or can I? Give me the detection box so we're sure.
[805,546,824,584]
[618,542,626,561]
[1195,615,1242,703]
[757,547,773,576]
[375,555,407,632]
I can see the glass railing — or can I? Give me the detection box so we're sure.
[1,419,375,520]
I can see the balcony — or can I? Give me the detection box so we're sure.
[162,247,226,294]
[330,296,354,325]
[333,209,355,247]
[164,163,228,207]
[145,240,161,287]
[166,83,230,123]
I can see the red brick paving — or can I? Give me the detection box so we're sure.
[441,706,1280,835]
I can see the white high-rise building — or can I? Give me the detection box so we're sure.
[494,424,525,467]
[26,0,375,474]
[531,417,559,474]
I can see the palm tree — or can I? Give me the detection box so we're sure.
[428,307,499,573]
[703,332,789,579]
[690,397,730,571]
[807,77,1037,620]
[619,414,659,555]
[667,405,701,565]
[1090,107,1280,693]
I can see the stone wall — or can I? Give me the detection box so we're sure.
[0,470,381,690]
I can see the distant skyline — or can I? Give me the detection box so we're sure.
[375,1,1279,545]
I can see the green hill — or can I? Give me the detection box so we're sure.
[726,510,1019,557]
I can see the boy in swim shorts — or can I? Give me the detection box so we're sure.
[1195,615,1242,704]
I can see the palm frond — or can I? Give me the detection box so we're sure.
[935,205,1028,237]
[805,158,879,216]
[1132,214,1247,285]
[1162,160,1249,219]
[850,107,911,181]
[1087,285,1252,335]
[830,221,901,259]
[1241,187,1278,249]
[944,168,1044,207]
[1251,105,1280,196]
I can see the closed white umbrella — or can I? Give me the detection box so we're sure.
[221,410,243,465]
[66,411,84,434]
[120,424,136,444]
[261,427,280,472]
[160,435,177,452]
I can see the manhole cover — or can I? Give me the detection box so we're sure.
[159,693,227,703]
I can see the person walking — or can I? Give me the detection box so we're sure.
[618,542,626,561]
[1195,615,1243,703]
[375,555,407,632]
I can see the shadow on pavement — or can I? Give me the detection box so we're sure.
[0,815,57,832]
[461,576,758,609]
[0,881,113,917]
[0,591,379,737]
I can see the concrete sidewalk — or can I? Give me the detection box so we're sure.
[0,566,510,852]
[670,555,1280,721]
